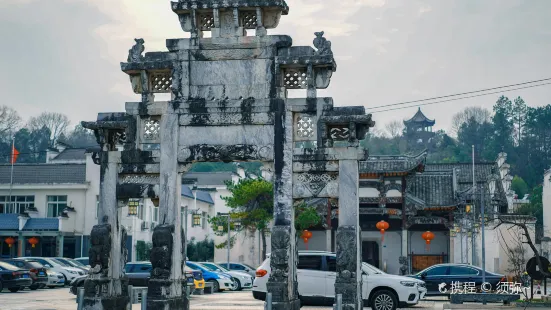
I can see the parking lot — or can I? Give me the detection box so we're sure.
[0,286,450,310]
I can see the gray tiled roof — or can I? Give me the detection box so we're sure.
[0,164,86,184]
[22,218,59,231]
[0,214,19,230]
[407,172,457,207]
[182,172,234,186]
[360,151,427,173]
[51,148,87,161]
[181,186,215,205]
[403,108,435,126]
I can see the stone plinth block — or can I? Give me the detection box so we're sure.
[83,277,130,310]
[450,293,520,305]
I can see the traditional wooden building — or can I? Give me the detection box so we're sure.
[300,151,514,275]
[403,108,436,148]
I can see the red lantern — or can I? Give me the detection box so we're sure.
[422,231,435,252]
[5,237,15,248]
[376,220,390,242]
[302,230,313,250]
[28,237,39,248]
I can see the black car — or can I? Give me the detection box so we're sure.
[1,259,48,290]
[409,263,505,295]
[0,261,33,292]
[125,262,195,292]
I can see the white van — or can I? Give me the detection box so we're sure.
[252,251,426,310]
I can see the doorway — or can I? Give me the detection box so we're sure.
[362,241,380,268]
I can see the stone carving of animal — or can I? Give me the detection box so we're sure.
[127,38,145,62]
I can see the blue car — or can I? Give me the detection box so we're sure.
[186,261,234,292]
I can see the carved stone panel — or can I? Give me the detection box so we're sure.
[294,114,316,141]
[293,173,338,198]
[405,216,451,229]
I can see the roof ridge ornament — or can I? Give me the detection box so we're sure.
[313,31,332,55]
[127,38,145,63]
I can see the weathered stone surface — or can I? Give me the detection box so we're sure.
[179,125,274,145]
[293,172,338,198]
[178,144,274,162]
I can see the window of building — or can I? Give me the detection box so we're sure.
[47,195,68,217]
[0,196,35,214]
[192,214,201,227]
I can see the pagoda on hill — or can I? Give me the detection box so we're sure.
[403,107,436,147]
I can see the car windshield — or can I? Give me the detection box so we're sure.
[27,261,43,269]
[0,261,19,271]
[53,258,72,267]
[203,263,228,272]
[242,263,255,269]
[362,262,385,275]
[70,259,86,267]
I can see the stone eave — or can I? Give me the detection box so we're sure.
[171,0,290,15]
[359,150,427,174]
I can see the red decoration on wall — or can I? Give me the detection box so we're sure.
[302,230,313,250]
[5,237,15,248]
[376,220,390,242]
[422,231,435,252]
[28,237,39,248]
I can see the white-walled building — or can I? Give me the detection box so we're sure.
[0,145,100,258]
[541,168,551,258]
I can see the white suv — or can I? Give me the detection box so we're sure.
[252,251,426,310]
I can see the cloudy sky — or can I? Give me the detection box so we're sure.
[1,0,550,133]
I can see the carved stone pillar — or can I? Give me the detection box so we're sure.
[335,159,362,310]
[147,110,187,309]
[83,150,129,310]
[266,102,300,310]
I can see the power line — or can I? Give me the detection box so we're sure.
[368,77,551,110]
[369,82,551,114]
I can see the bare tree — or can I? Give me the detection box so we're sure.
[493,215,551,279]
[497,226,527,282]
[27,112,70,145]
[450,107,491,136]
[385,120,404,139]
[0,106,22,137]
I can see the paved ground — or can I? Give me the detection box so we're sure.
[0,287,543,310]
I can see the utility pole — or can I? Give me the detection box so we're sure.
[480,183,487,286]
[471,145,476,266]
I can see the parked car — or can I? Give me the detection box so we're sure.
[200,262,254,291]
[217,262,256,278]
[124,262,196,292]
[2,259,48,290]
[45,269,65,288]
[0,261,33,292]
[186,262,234,292]
[74,257,90,267]
[408,263,505,296]
[70,275,87,295]
[54,257,90,272]
[21,257,85,284]
[253,251,426,310]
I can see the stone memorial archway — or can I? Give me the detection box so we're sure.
[82,1,374,310]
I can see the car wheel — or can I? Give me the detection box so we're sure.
[30,284,39,290]
[8,287,20,293]
[229,278,239,291]
[209,280,220,292]
[371,290,398,310]
[235,279,242,291]
[62,275,68,286]
[0,281,3,292]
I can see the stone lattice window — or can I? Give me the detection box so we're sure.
[283,69,308,89]
[329,126,350,140]
[150,72,172,93]
[241,12,257,28]
[296,115,315,139]
[143,119,160,140]
[199,14,215,30]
